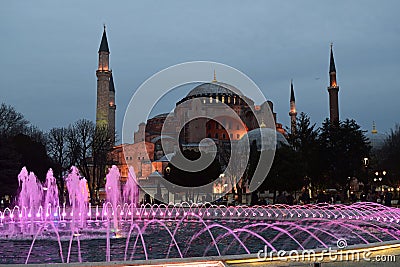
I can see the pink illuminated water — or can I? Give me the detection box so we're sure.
[1,166,400,264]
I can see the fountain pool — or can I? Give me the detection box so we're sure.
[0,166,399,264]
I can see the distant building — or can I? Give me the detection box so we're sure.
[367,122,386,151]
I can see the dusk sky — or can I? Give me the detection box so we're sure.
[1,0,399,139]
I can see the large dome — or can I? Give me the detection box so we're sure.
[186,82,243,97]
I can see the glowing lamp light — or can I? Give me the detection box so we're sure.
[28,213,32,218]
[19,214,22,218]
[54,213,58,217]
[152,212,156,216]
[36,213,40,218]
[160,212,163,216]
[168,212,172,216]
[104,212,108,216]
[10,214,14,219]
[144,212,148,216]
[62,212,66,217]
[46,213,50,217]
[120,212,124,216]
[136,212,140,216]
[96,212,100,217]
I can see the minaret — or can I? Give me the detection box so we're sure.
[328,43,339,125]
[212,70,217,82]
[371,121,378,134]
[289,80,297,135]
[108,73,116,137]
[96,25,116,139]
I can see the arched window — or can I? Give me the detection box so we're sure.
[215,133,219,139]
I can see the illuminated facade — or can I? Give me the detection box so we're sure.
[129,79,285,172]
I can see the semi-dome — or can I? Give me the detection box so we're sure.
[367,132,386,150]
[186,82,243,97]
[240,127,289,151]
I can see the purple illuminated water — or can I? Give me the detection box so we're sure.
[0,166,400,264]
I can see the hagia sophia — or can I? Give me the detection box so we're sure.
[94,27,383,203]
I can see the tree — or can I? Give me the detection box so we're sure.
[91,125,115,202]
[0,103,29,137]
[164,150,221,202]
[47,127,69,202]
[0,103,51,200]
[287,112,321,188]
[64,120,115,204]
[318,118,371,193]
[66,119,95,201]
[224,141,251,204]
[379,124,400,186]
[0,137,21,198]
[259,144,303,203]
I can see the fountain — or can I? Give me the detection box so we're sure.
[0,165,399,264]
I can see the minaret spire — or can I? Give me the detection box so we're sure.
[290,79,295,102]
[329,43,336,73]
[329,43,337,87]
[289,79,297,135]
[327,43,340,126]
[99,25,109,53]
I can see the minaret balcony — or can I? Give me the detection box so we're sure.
[96,69,111,74]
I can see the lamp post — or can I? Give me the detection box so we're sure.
[363,157,369,193]
[374,170,387,191]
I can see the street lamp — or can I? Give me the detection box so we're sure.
[363,157,370,193]
[374,170,387,190]
[363,157,369,167]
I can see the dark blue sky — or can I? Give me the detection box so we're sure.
[1,0,399,137]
